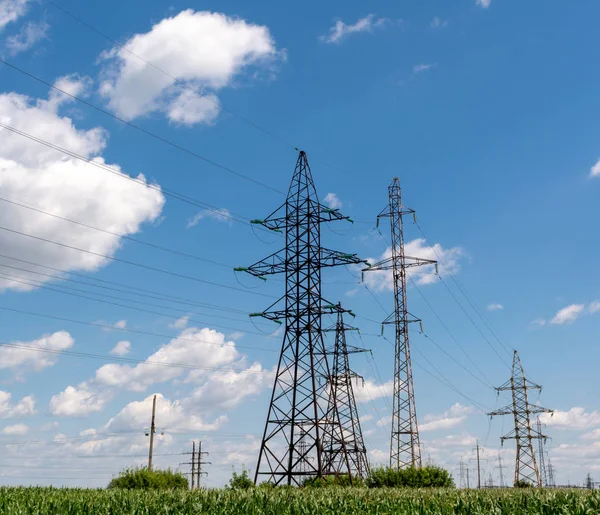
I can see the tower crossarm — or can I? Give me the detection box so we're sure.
[320,248,368,268]
[488,405,515,418]
[235,249,286,278]
[250,204,354,233]
[364,255,437,272]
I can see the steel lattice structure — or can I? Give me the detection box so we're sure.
[536,417,549,487]
[322,306,370,479]
[363,178,436,469]
[238,151,367,486]
[488,350,553,487]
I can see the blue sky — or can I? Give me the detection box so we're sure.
[0,0,599,488]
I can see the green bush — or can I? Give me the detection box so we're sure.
[365,465,455,488]
[228,467,254,490]
[514,479,534,488]
[107,467,188,490]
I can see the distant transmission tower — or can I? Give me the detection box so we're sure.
[458,459,467,489]
[238,151,367,486]
[494,454,506,488]
[547,458,556,487]
[536,417,549,487]
[488,350,553,487]
[363,178,437,469]
[322,306,370,479]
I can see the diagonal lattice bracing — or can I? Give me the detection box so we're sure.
[321,306,370,479]
[238,151,367,486]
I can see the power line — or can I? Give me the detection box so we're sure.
[0,305,279,353]
[0,263,255,322]
[379,334,491,413]
[0,270,278,337]
[0,224,276,299]
[0,59,285,196]
[414,221,513,359]
[408,277,495,389]
[0,121,252,226]
[0,195,231,269]
[0,253,247,315]
[0,339,272,375]
[371,217,510,370]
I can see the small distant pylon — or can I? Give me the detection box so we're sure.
[488,350,553,487]
[494,454,506,488]
[536,417,549,487]
[363,178,437,469]
[322,306,370,480]
[547,459,556,487]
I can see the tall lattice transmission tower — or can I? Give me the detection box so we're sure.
[363,178,437,469]
[322,306,370,479]
[238,151,367,486]
[488,350,553,487]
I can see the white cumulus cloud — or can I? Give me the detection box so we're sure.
[110,340,131,357]
[94,327,241,391]
[550,304,585,325]
[98,10,281,125]
[353,378,394,404]
[49,383,108,417]
[540,407,600,430]
[320,14,388,44]
[364,238,461,291]
[104,393,227,433]
[0,84,165,292]
[2,423,28,435]
[0,0,30,30]
[0,331,74,371]
[420,403,473,432]
[323,193,342,210]
[0,391,35,418]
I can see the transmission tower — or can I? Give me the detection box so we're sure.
[322,306,370,479]
[458,459,467,489]
[488,350,553,487]
[363,178,437,469]
[238,151,367,486]
[536,417,549,487]
[494,454,506,488]
[547,458,556,487]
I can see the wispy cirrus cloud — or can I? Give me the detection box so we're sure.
[5,19,48,55]
[413,63,437,75]
[550,304,585,325]
[319,15,388,45]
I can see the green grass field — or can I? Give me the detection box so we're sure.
[1,487,599,514]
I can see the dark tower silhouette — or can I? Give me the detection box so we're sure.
[238,151,366,485]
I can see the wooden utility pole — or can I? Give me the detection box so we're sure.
[147,394,157,471]
[470,441,486,489]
